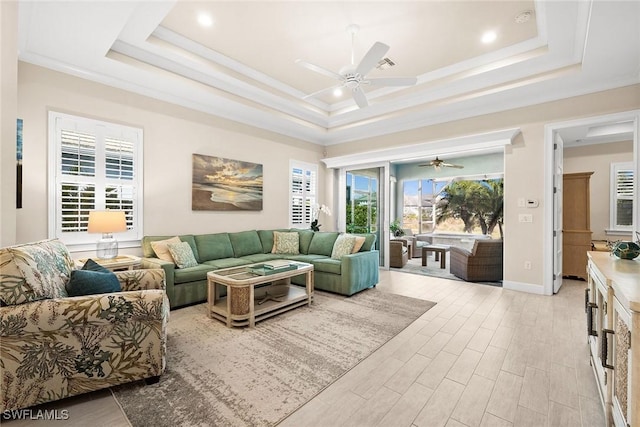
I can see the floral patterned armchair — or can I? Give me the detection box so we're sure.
[0,239,169,412]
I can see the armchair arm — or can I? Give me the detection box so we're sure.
[140,257,175,305]
[115,268,166,292]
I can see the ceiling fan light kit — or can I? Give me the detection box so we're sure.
[296,24,418,108]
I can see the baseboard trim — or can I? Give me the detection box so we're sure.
[502,280,547,295]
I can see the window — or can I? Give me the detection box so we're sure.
[610,161,634,232]
[290,161,317,228]
[402,179,442,234]
[48,112,143,247]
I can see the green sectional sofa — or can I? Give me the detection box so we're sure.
[141,229,379,309]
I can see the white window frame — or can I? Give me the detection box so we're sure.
[609,161,634,234]
[48,111,143,251]
[289,160,317,228]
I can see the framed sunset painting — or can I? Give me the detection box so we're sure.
[192,154,263,211]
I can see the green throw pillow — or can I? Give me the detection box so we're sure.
[168,241,199,269]
[272,231,300,255]
[66,259,121,296]
[331,234,356,260]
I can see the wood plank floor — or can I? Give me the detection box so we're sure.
[3,270,604,427]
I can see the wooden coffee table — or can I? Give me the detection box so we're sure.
[207,261,314,328]
[421,245,451,269]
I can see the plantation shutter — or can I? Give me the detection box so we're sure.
[290,162,317,228]
[615,166,634,228]
[50,112,143,245]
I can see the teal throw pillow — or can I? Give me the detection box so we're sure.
[66,259,121,296]
[167,241,199,269]
[331,234,357,259]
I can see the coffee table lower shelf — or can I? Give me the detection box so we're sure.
[209,285,311,327]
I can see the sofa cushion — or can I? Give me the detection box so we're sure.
[331,234,357,259]
[150,236,181,262]
[272,231,300,255]
[173,264,217,284]
[286,254,328,263]
[312,258,342,275]
[229,231,263,258]
[195,233,234,261]
[240,253,283,263]
[203,258,251,270]
[290,229,314,254]
[308,232,339,257]
[168,242,199,269]
[0,239,72,306]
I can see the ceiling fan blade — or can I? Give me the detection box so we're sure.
[443,164,465,169]
[365,77,418,86]
[303,84,344,100]
[295,59,343,81]
[355,42,389,76]
[352,86,369,108]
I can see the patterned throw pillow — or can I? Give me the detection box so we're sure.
[331,234,357,260]
[150,236,181,263]
[0,239,72,306]
[167,242,199,269]
[271,231,300,255]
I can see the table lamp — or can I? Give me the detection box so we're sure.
[87,210,127,259]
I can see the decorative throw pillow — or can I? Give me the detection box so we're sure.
[150,236,181,263]
[167,241,199,269]
[351,235,367,253]
[331,234,357,260]
[66,259,121,297]
[271,231,300,255]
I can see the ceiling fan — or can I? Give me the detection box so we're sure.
[419,157,464,171]
[295,24,418,108]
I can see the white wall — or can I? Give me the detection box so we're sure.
[15,63,325,254]
[564,141,634,240]
[0,2,18,247]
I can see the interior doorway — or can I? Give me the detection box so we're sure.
[544,110,640,295]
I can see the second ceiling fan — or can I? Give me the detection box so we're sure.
[296,24,417,108]
[419,157,464,171]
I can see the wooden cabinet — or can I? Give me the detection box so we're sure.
[563,172,593,280]
[586,251,640,426]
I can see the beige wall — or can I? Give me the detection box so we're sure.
[564,141,634,240]
[0,2,18,247]
[326,84,640,292]
[16,63,325,253]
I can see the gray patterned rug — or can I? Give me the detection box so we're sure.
[112,288,435,427]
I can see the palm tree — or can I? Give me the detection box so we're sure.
[436,178,504,236]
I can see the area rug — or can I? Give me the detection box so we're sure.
[112,288,435,427]
[393,256,502,287]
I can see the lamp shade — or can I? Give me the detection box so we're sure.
[87,211,127,234]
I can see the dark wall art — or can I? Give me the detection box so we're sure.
[16,118,23,209]
[192,154,263,211]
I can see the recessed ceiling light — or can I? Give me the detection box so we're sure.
[197,13,213,27]
[333,87,343,97]
[481,31,497,44]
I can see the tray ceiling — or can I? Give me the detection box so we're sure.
[17,1,640,145]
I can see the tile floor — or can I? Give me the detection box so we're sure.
[3,270,605,427]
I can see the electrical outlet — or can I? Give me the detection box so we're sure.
[524,261,532,270]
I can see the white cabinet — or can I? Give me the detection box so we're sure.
[587,252,640,427]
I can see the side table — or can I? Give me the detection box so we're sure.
[421,245,450,269]
[75,255,141,271]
